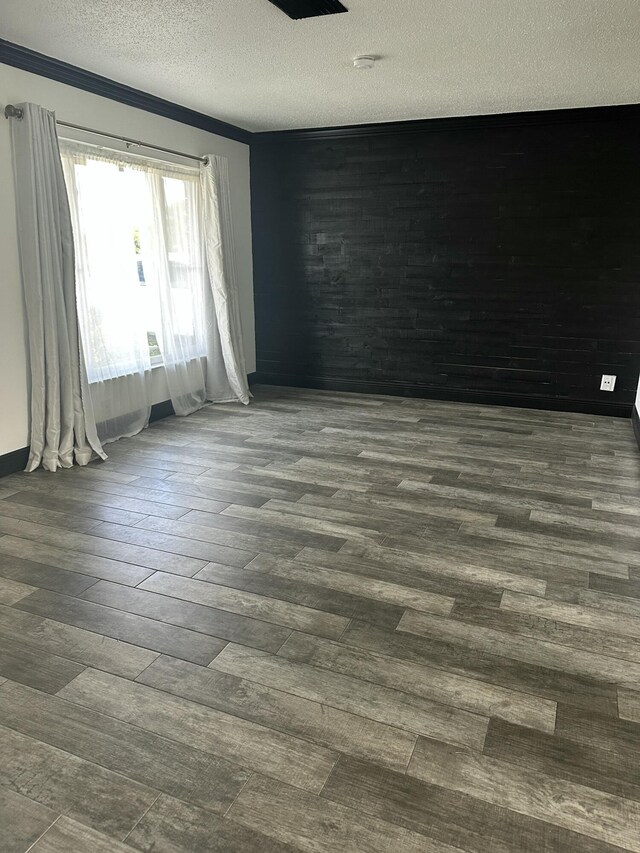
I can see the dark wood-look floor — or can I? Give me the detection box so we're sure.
[1,385,639,852]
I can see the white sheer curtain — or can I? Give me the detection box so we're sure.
[60,140,249,445]
[143,170,209,415]
[62,145,153,443]
[9,103,105,471]
[142,156,251,412]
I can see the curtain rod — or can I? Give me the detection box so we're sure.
[4,104,208,164]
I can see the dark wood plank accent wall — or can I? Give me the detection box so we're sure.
[251,110,640,416]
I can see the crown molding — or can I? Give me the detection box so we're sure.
[0,38,252,145]
[254,101,640,143]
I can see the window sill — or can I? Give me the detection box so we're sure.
[88,360,163,385]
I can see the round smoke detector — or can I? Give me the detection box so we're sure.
[353,55,375,70]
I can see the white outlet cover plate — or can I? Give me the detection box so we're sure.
[600,374,616,391]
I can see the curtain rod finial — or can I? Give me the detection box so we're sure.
[4,104,24,120]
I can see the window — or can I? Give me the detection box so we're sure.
[60,142,207,384]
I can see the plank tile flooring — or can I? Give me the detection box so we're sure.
[1,384,639,852]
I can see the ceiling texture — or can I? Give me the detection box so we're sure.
[1,0,639,131]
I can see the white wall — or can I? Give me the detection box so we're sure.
[0,64,255,456]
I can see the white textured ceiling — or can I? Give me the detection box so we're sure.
[2,0,639,131]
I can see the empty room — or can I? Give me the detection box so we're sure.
[1,1,640,851]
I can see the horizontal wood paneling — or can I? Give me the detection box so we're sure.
[251,112,640,414]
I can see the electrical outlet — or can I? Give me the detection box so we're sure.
[600,374,616,392]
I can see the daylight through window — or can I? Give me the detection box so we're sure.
[60,142,208,384]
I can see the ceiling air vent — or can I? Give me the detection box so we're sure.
[265,0,348,20]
